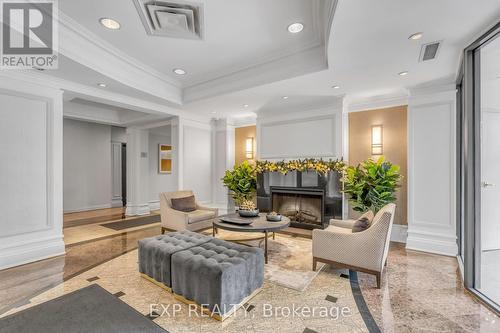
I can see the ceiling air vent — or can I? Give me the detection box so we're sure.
[419,41,442,62]
[134,0,204,40]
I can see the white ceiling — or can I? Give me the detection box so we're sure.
[59,0,324,87]
[43,55,173,105]
[181,0,500,117]
[43,0,500,121]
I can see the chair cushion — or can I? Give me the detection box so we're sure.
[325,225,353,234]
[352,217,371,233]
[171,195,196,212]
[351,210,374,232]
[187,209,216,224]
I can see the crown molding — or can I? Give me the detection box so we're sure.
[57,11,183,104]
[346,93,410,113]
[0,70,211,124]
[185,45,329,102]
[183,0,337,103]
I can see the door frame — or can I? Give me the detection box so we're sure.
[460,20,500,313]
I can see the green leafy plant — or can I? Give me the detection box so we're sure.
[342,156,401,213]
[222,161,257,207]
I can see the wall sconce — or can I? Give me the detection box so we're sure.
[245,137,254,159]
[371,125,383,156]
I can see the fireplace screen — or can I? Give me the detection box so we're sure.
[272,192,322,226]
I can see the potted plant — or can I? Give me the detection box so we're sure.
[342,156,401,213]
[222,161,258,216]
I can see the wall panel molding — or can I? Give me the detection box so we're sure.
[0,77,65,270]
[407,91,457,256]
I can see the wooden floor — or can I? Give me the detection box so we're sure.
[63,207,161,246]
[64,207,126,228]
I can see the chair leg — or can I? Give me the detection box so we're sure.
[384,259,388,267]
[312,257,317,271]
[161,227,166,234]
[376,272,381,289]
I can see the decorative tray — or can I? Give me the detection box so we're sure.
[219,217,254,225]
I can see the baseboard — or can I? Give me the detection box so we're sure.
[0,235,65,270]
[125,203,151,216]
[63,203,112,214]
[148,200,160,211]
[406,232,458,257]
[111,198,123,208]
[390,224,407,243]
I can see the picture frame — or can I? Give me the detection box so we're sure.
[158,144,172,174]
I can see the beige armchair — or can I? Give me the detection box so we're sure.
[312,203,396,288]
[159,190,218,233]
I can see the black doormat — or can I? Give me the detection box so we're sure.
[0,284,168,333]
[101,214,161,231]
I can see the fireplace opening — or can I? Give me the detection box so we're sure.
[270,187,326,229]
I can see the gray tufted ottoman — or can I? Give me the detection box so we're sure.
[138,230,212,290]
[171,237,264,320]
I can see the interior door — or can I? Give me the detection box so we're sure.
[481,111,500,251]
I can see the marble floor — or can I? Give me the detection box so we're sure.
[0,227,499,333]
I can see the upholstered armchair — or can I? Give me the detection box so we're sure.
[159,190,218,233]
[312,203,396,288]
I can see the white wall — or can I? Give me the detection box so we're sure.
[63,119,113,212]
[181,119,213,203]
[406,86,457,256]
[148,128,177,209]
[257,102,343,160]
[111,126,127,143]
[0,78,65,270]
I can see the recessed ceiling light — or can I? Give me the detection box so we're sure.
[398,71,409,76]
[99,18,120,30]
[97,83,107,88]
[173,68,186,75]
[243,104,249,108]
[408,32,423,40]
[287,22,304,34]
[332,85,340,89]
[282,96,289,100]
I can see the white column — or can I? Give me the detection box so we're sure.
[111,142,123,207]
[407,85,457,256]
[125,128,150,216]
[212,119,235,210]
[171,117,183,190]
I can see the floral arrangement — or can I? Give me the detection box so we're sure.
[255,158,345,175]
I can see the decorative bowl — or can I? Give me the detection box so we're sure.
[266,214,282,222]
[238,209,260,217]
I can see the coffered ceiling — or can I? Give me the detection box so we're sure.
[36,0,500,121]
[57,0,334,102]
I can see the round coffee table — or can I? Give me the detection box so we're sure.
[213,213,290,264]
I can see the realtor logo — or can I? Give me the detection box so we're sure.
[1,0,58,69]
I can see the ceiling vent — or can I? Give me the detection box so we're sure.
[419,41,442,62]
[134,0,204,40]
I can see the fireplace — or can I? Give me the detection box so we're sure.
[270,187,327,229]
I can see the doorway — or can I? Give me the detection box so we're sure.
[477,33,500,305]
[459,21,500,312]
[121,143,127,207]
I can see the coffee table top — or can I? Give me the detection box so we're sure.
[214,213,290,232]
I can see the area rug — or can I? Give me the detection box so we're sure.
[204,230,324,291]
[0,284,167,333]
[101,214,161,231]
